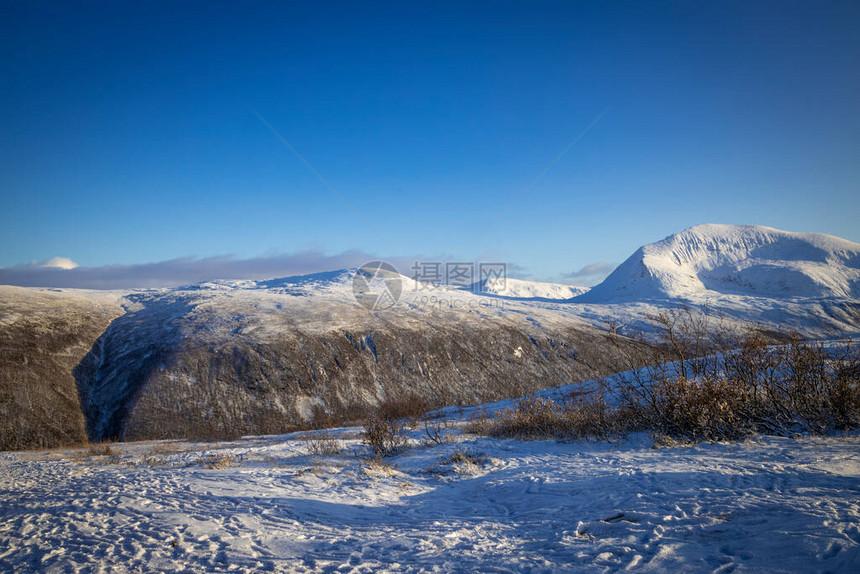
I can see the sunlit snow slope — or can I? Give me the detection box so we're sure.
[470,277,589,300]
[578,224,860,302]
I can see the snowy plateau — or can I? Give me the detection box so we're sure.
[1,223,860,573]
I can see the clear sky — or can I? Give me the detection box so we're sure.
[1,1,858,285]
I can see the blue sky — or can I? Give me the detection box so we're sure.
[1,1,858,285]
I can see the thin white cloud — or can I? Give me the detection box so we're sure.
[40,257,79,270]
[563,262,616,286]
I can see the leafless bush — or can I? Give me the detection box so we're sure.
[463,411,493,436]
[828,342,860,429]
[141,455,167,466]
[641,375,754,442]
[423,414,450,445]
[359,393,432,457]
[302,431,342,456]
[199,453,237,469]
[648,305,718,379]
[377,393,428,427]
[433,448,491,475]
[362,414,407,457]
[471,309,859,444]
[361,457,398,478]
[476,393,634,441]
[146,442,184,456]
[440,448,487,466]
[609,312,860,441]
[87,442,116,457]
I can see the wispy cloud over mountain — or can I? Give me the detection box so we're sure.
[0,249,537,290]
[563,262,616,286]
[0,251,422,289]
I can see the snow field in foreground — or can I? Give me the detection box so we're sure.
[1,422,859,573]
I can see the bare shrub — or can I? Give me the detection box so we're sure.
[828,342,860,430]
[361,457,398,478]
[463,411,492,436]
[377,393,428,427]
[199,453,237,469]
[87,442,116,457]
[648,304,718,379]
[362,415,407,457]
[141,454,170,467]
[440,448,487,466]
[302,431,342,456]
[423,414,449,445]
[478,393,633,441]
[610,313,860,441]
[486,396,559,440]
[146,442,183,456]
[432,448,491,476]
[472,310,859,445]
[643,375,754,442]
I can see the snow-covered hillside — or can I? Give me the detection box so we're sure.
[469,277,589,300]
[578,224,860,302]
[64,270,635,443]
[3,224,860,450]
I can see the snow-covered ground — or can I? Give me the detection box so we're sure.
[2,419,859,573]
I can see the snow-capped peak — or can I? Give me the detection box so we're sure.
[577,224,860,302]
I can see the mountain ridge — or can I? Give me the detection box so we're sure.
[576,224,860,302]
[2,224,859,450]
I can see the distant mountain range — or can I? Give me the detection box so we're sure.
[2,224,858,450]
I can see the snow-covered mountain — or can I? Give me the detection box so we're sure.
[5,272,635,447]
[469,277,589,300]
[3,223,860,450]
[578,224,860,302]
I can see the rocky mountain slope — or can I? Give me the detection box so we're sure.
[0,287,124,450]
[1,273,641,448]
[81,275,637,443]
